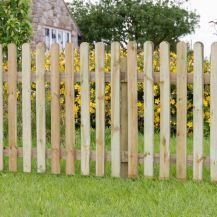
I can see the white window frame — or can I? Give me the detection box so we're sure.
[45,26,71,50]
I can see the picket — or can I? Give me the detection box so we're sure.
[120,57,128,178]
[65,43,75,175]
[210,42,217,182]
[8,44,17,172]
[51,43,60,174]
[80,42,90,176]
[193,42,204,181]
[0,40,216,182]
[127,42,138,178]
[144,41,154,178]
[111,42,121,177]
[159,42,170,179]
[22,43,32,173]
[0,45,3,171]
[36,43,46,173]
[95,42,105,176]
[176,42,187,180]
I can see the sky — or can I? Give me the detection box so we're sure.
[181,0,217,57]
[66,0,217,57]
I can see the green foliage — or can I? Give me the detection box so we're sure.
[0,0,32,54]
[68,0,199,49]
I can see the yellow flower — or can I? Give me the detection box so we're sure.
[187,121,193,128]
[170,99,176,105]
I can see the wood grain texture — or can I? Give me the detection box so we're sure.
[0,45,3,171]
[2,147,212,168]
[8,44,17,172]
[36,43,46,173]
[160,42,170,179]
[210,42,217,182]
[144,41,154,178]
[0,70,211,84]
[22,43,32,173]
[120,57,128,178]
[80,43,90,176]
[127,42,138,178]
[111,42,121,177]
[193,42,204,181]
[176,42,187,180]
[51,43,60,174]
[95,42,105,176]
[65,43,75,175]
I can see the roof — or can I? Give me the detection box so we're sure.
[62,0,82,36]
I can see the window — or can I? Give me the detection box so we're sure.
[45,27,71,50]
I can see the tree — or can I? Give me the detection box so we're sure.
[68,0,199,49]
[0,0,32,54]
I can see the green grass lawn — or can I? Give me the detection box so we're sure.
[0,131,216,217]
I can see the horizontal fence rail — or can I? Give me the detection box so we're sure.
[0,41,216,182]
[1,71,211,84]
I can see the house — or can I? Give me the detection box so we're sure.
[30,0,82,50]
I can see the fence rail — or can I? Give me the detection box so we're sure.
[0,41,216,182]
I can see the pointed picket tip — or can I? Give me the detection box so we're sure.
[177,41,187,51]
[95,41,104,46]
[8,43,16,51]
[65,42,74,50]
[193,42,204,57]
[22,43,31,50]
[36,42,45,51]
[80,42,89,49]
[127,41,137,51]
[194,41,204,47]
[51,42,59,50]
[159,41,170,52]
[95,42,105,51]
[211,41,217,52]
[111,41,120,48]
[144,41,154,48]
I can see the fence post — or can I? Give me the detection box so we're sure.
[127,42,138,178]
[51,43,60,175]
[120,57,128,178]
[8,44,17,172]
[111,42,121,177]
[36,43,46,173]
[0,45,3,171]
[176,42,187,180]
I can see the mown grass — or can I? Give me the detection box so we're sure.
[0,131,216,217]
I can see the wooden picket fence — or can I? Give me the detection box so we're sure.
[1,41,217,181]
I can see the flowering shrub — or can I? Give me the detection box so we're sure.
[3,49,211,135]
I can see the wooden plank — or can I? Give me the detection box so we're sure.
[22,43,32,173]
[127,41,138,178]
[65,43,75,175]
[2,147,211,168]
[80,42,90,176]
[95,42,105,176]
[120,57,128,178]
[1,70,212,85]
[144,41,154,178]
[159,42,170,179]
[111,42,121,177]
[8,44,17,172]
[193,42,204,181]
[210,42,217,182]
[51,43,60,174]
[176,42,187,180]
[0,45,3,171]
[36,43,46,173]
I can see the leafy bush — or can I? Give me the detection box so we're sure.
[2,48,211,137]
[0,0,32,55]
